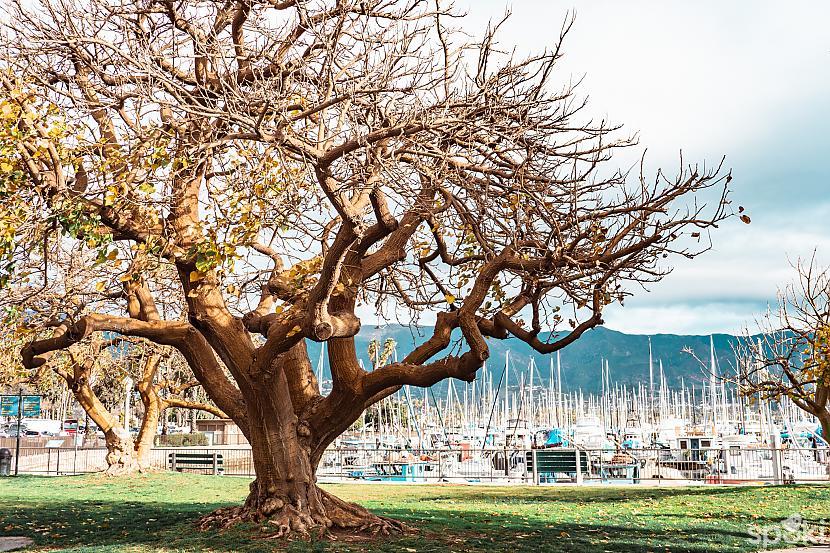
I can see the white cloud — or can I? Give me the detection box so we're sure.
[460,0,830,163]
[363,2,830,336]
[603,204,830,333]
[601,301,764,336]
[446,0,830,335]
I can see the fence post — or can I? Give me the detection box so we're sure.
[598,449,603,483]
[532,449,538,485]
[212,452,218,476]
[56,448,61,475]
[772,446,783,485]
[656,448,662,484]
[438,450,443,481]
[504,447,509,478]
[170,451,176,472]
[720,448,727,482]
[575,449,583,485]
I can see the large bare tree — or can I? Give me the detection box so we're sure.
[738,257,830,443]
[1,0,733,535]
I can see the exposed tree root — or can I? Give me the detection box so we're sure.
[320,488,408,536]
[102,463,142,476]
[196,505,246,531]
[101,429,144,476]
[102,453,143,476]
[197,485,408,540]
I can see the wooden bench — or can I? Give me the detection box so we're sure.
[168,452,224,475]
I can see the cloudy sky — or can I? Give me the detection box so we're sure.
[452,0,830,335]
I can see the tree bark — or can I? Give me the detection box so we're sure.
[134,391,162,468]
[71,380,141,475]
[83,412,95,446]
[818,409,830,444]
[198,350,403,537]
[134,353,163,468]
[199,422,404,537]
[102,426,141,475]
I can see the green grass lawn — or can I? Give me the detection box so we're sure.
[0,474,828,552]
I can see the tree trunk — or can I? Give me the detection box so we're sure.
[818,410,830,444]
[71,377,142,475]
[102,426,141,475]
[134,355,163,469]
[83,412,95,445]
[134,393,162,469]
[198,370,404,537]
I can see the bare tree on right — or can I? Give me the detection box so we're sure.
[738,257,830,443]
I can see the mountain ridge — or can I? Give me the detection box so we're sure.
[306,324,747,394]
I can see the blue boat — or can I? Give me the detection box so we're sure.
[353,461,436,482]
[534,428,571,448]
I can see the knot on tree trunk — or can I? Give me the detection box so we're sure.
[313,321,334,341]
[307,311,360,341]
[103,427,142,476]
[260,497,285,516]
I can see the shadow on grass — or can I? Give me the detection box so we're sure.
[0,496,766,553]
[415,483,830,509]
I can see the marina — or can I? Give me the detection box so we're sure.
[306,337,830,486]
[9,338,829,486]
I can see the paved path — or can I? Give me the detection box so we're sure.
[0,537,32,552]
[765,545,830,553]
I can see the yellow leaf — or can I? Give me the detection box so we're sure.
[0,162,12,172]
[117,274,132,283]
[445,293,456,305]
[95,281,106,292]
[105,250,118,261]
[189,271,203,282]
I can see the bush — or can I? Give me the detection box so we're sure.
[156,433,209,447]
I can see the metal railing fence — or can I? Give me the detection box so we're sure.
[6,445,830,485]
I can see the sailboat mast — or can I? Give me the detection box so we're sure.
[548,357,554,427]
[557,351,563,427]
[648,338,655,425]
[709,335,718,429]
[316,341,326,395]
[529,358,535,427]
[503,350,510,426]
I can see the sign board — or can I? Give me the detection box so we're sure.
[0,395,41,417]
[0,396,15,416]
[22,396,40,417]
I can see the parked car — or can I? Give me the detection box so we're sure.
[5,424,31,437]
[21,419,62,436]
